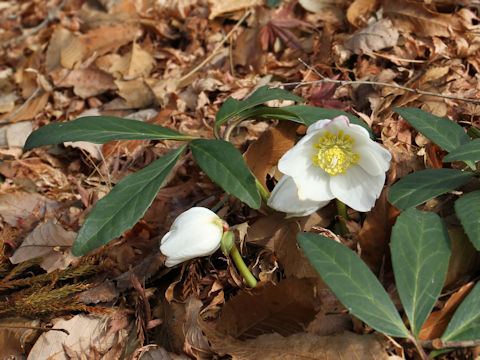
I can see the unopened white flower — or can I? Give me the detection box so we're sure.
[268,115,391,216]
[160,207,224,267]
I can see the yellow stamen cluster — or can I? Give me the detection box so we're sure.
[312,130,360,176]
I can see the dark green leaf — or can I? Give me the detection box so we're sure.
[391,208,451,337]
[394,108,470,152]
[280,105,375,139]
[72,145,186,256]
[442,281,480,341]
[443,139,480,163]
[267,0,283,7]
[24,116,192,151]
[455,190,480,250]
[190,139,261,209]
[388,169,474,210]
[215,86,304,126]
[298,233,411,338]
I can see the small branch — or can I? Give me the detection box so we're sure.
[281,58,480,105]
[0,324,70,335]
[178,10,251,85]
[1,0,67,47]
[419,338,480,350]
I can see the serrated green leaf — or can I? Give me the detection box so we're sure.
[24,116,193,151]
[388,169,474,210]
[394,108,470,152]
[391,208,451,337]
[190,139,261,209]
[455,190,480,250]
[298,233,411,338]
[442,281,480,341]
[443,139,480,163]
[72,145,186,256]
[215,86,304,126]
[279,105,375,139]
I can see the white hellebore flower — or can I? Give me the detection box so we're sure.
[160,207,224,267]
[268,115,391,217]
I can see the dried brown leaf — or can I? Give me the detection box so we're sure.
[419,282,474,340]
[346,0,379,27]
[9,220,76,272]
[208,0,263,20]
[56,68,116,98]
[345,18,399,55]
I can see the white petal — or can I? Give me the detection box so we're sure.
[306,119,331,134]
[330,165,385,212]
[160,207,223,267]
[278,132,318,177]
[268,176,329,217]
[294,163,334,201]
[356,143,391,176]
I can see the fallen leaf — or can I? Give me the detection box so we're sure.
[419,282,474,340]
[0,92,49,123]
[5,121,34,148]
[202,278,320,341]
[244,121,298,190]
[345,18,399,55]
[55,67,117,98]
[0,318,39,359]
[0,192,61,228]
[298,0,335,13]
[9,220,76,272]
[115,78,155,108]
[109,42,155,78]
[346,0,379,27]
[208,0,263,19]
[28,314,127,360]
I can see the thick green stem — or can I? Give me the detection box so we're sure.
[230,243,257,287]
[335,199,349,235]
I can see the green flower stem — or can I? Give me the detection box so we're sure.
[255,178,270,204]
[335,199,349,235]
[230,243,257,287]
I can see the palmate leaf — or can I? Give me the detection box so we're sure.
[298,233,411,338]
[391,208,451,337]
[442,281,480,341]
[388,169,474,210]
[24,116,193,151]
[190,139,261,209]
[72,145,186,256]
[455,190,480,250]
[215,86,304,126]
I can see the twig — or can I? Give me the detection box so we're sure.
[0,88,44,124]
[281,58,480,105]
[418,338,480,350]
[0,324,70,335]
[178,10,251,85]
[1,0,67,47]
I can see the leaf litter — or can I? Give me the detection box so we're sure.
[0,0,479,358]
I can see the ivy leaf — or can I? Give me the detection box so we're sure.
[393,108,470,152]
[443,139,480,163]
[388,169,474,210]
[442,281,480,341]
[72,145,186,256]
[24,116,192,151]
[190,139,261,209]
[298,233,411,338]
[455,190,480,250]
[215,86,304,126]
[391,208,451,337]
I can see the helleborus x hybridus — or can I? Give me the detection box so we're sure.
[160,207,224,267]
[268,115,391,217]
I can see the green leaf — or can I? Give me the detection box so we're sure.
[442,281,480,341]
[280,105,375,139]
[190,139,261,209]
[394,108,470,152]
[72,145,186,256]
[388,169,474,210]
[298,233,411,338]
[215,86,304,126]
[391,208,451,337]
[24,116,192,151]
[455,190,480,250]
[443,139,480,163]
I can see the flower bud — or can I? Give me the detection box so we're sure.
[160,207,224,267]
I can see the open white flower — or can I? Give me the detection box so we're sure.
[160,207,224,267]
[267,115,391,217]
